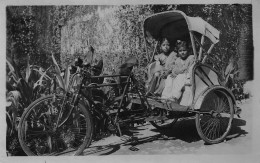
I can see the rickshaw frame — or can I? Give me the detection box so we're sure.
[143,10,239,114]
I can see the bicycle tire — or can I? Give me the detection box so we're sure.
[18,94,93,156]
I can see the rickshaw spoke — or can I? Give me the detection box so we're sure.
[211,119,220,139]
[201,116,212,129]
[213,100,218,111]
[210,121,217,139]
[212,119,220,139]
[201,117,212,131]
[203,118,215,136]
[209,119,219,139]
[217,121,221,138]
[211,124,217,139]
[205,119,217,139]
[218,99,225,112]
[207,120,216,139]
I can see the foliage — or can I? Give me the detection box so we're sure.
[7,6,51,71]
[114,5,153,82]
[178,4,252,81]
[6,57,52,155]
[6,49,73,155]
[51,54,71,92]
[174,4,252,97]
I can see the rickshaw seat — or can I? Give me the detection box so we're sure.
[118,57,138,75]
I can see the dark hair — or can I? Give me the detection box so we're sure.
[175,40,193,58]
[175,40,189,51]
[158,37,171,55]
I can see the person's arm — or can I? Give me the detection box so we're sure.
[171,67,183,77]
[154,54,163,66]
[183,56,195,73]
[162,51,177,73]
[171,59,183,76]
[172,56,194,76]
[154,54,159,61]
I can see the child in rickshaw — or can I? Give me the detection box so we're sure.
[161,40,194,102]
[146,37,177,95]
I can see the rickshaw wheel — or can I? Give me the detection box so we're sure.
[195,89,234,144]
[150,118,178,130]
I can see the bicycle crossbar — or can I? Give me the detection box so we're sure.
[90,75,129,78]
[85,81,129,88]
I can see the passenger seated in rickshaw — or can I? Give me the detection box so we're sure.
[146,37,177,95]
[161,40,194,103]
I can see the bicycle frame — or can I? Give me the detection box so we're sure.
[56,66,151,136]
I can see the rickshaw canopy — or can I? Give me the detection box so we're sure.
[144,10,220,44]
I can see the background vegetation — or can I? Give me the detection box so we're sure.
[6,4,253,155]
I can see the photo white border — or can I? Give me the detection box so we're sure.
[0,0,259,163]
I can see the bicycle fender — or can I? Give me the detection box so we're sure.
[193,85,237,111]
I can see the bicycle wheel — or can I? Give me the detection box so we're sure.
[18,94,93,156]
[195,89,234,144]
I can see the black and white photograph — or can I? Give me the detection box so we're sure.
[1,0,259,162]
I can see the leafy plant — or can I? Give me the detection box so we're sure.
[51,54,71,93]
[223,56,238,86]
[6,57,52,155]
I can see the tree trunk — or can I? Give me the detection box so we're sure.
[237,21,253,81]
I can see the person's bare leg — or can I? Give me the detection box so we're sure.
[147,72,160,95]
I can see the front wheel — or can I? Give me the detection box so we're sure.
[195,90,234,144]
[18,94,93,156]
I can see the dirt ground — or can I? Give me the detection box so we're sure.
[78,98,253,156]
[6,98,258,163]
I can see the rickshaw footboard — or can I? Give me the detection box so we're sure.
[131,97,189,112]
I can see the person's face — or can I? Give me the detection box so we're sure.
[161,39,170,53]
[178,46,188,59]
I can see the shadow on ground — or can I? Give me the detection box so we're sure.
[82,134,161,155]
[82,117,248,155]
[226,117,248,140]
[151,118,201,143]
[157,117,248,143]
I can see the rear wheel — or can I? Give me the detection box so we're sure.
[195,90,234,144]
[18,94,93,156]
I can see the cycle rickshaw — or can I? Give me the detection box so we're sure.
[18,10,241,156]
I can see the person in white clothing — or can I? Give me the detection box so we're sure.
[161,40,194,102]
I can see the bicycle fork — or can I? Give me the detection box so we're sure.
[56,93,80,129]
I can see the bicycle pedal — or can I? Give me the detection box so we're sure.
[120,135,132,141]
[129,146,139,151]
